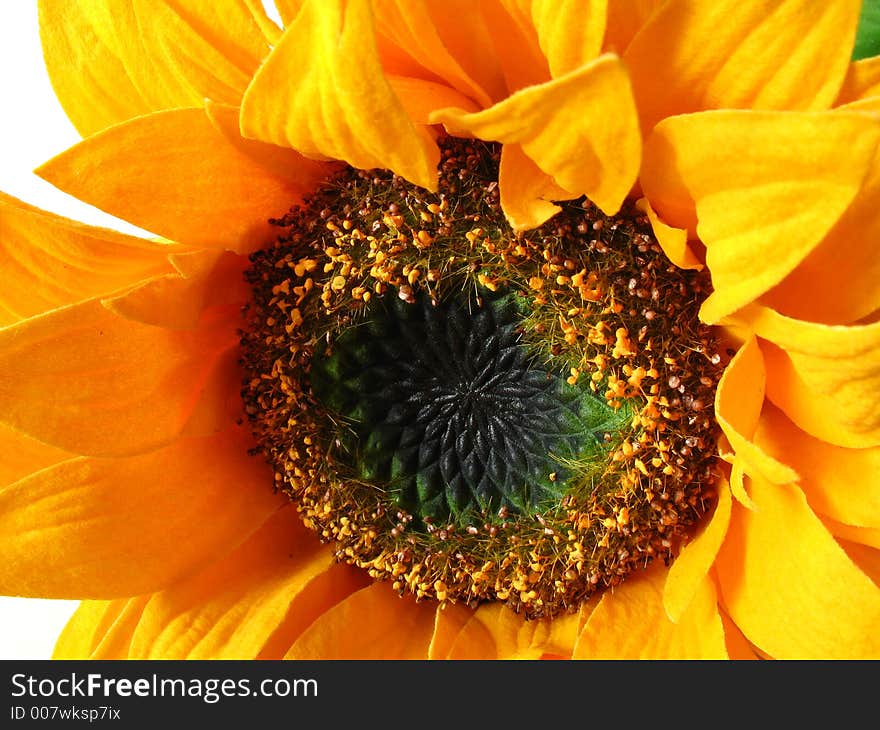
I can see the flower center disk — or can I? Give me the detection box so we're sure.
[310,288,628,526]
[240,137,726,617]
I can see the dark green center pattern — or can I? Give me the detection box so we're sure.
[310,290,629,525]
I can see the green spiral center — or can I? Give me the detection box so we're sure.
[310,289,629,525]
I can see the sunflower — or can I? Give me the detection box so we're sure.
[1,0,878,660]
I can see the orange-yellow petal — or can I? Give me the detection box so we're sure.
[0,298,233,457]
[603,0,661,55]
[273,0,304,26]
[128,509,367,659]
[714,336,798,484]
[478,0,550,93]
[641,110,880,324]
[0,422,71,488]
[0,427,280,600]
[53,597,151,660]
[736,304,880,448]
[718,605,760,660]
[372,0,506,107]
[38,0,272,137]
[387,76,480,125]
[429,601,585,659]
[240,0,439,191]
[497,143,566,231]
[36,108,311,254]
[0,193,178,326]
[431,53,641,216]
[837,55,880,105]
[574,564,728,658]
[529,0,607,78]
[204,101,333,190]
[635,197,702,271]
[754,404,880,529]
[825,519,880,552]
[716,474,880,659]
[624,0,861,131]
[664,476,731,622]
[761,143,880,325]
[102,250,248,330]
[285,583,437,659]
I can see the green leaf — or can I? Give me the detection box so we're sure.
[853,0,880,60]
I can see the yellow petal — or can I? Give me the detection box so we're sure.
[0,422,72,488]
[372,0,506,107]
[128,509,367,659]
[498,143,565,231]
[837,55,880,105]
[0,427,280,599]
[429,601,585,659]
[38,0,272,136]
[240,0,439,191]
[285,583,437,659]
[728,460,757,512]
[664,476,732,622]
[719,606,760,660]
[478,0,550,93]
[36,108,310,254]
[387,76,480,125]
[624,0,861,131]
[273,0,304,26]
[635,197,702,271]
[714,336,798,484]
[836,540,880,590]
[431,53,641,216]
[204,101,333,190]
[529,0,607,78]
[0,298,234,457]
[641,110,880,324]
[0,192,178,326]
[761,144,880,325]
[736,303,880,448]
[825,518,880,552]
[574,564,728,658]
[102,251,249,330]
[603,0,661,55]
[754,404,880,529]
[241,0,283,44]
[716,474,880,659]
[54,597,150,660]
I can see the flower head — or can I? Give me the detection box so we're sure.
[1,0,878,659]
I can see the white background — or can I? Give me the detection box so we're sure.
[0,3,144,659]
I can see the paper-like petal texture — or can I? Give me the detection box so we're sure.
[38,0,272,136]
[54,598,151,660]
[714,336,798,484]
[625,0,861,131]
[0,193,178,326]
[429,601,584,659]
[641,110,879,323]
[36,108,317,254]
[431,53,640,217]
[755,404,880,529]
[0,428,280,599]
[574,565,727,658]
[241,0,439,191]
[716,475,880,659]
[127,510,367,659]
[664,479,732,622]
[285,583,437,659]
[736,304,880,448]
[0,298,234,457]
